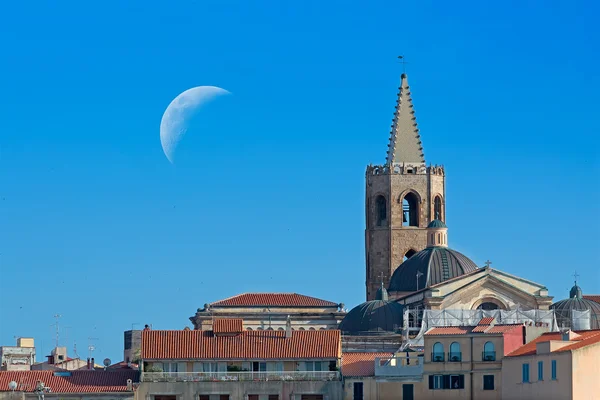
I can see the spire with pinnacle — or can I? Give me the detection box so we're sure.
[386,73,426,166]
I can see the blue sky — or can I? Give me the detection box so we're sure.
[1,0,598,362]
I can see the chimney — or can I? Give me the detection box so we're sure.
[91,358,95,370]
[87,358,91,370]
[285,315,292,338]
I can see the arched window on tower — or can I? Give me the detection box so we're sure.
[403,249,417,262]
[434,196,443,221]
[375,195,387,227]
[402,193,419,227]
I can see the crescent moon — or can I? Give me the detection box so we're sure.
[160,86,230,163]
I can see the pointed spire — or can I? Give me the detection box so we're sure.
[386,73,426,166]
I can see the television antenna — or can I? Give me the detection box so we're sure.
[51,314,62,348]
[87,337,99,360]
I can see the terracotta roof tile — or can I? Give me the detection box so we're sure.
[484,324,522,334]
[426,326,473,335]
[213,318,243,334]
[584,295,600,304]
[141,330,340,360]
[478,317,495,325]
[210,293,338,307]
[0,370,138,393]
[506,329,600,357]
[342,352,393,377]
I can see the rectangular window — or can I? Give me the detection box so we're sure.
[434,375,444,389]
[538,361,544,381]
[450,375,463,389]
[249,396,259,400]
[483,375,494,390]
[522,363,530,383]
[268,396,279,400]
[551,360,557,380]
[353,382,364,400]
[219,396,229,400]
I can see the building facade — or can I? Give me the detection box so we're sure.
[0,338,36,371]
[137,320,343,400]
[502,329,600,400]
[190,293,346,332]
[422,319,525,400]
[365,73,446,300]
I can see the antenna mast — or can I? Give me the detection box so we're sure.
[52,314,62,347]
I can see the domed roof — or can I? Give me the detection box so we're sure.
[339,285,404,335]
[427,219,447,229]
[551,283,600,330]
[388,246,479,292]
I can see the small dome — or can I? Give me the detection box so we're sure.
[570,284,583,299]
[339,286,404,335]
[427,219,447,229]
[551,283,600,330]
[389,247,478,292]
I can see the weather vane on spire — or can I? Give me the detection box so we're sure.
[398,55,408,74]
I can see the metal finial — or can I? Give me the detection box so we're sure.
[573,271,579,284]
[484,260,492,268]
[398,55,408,74]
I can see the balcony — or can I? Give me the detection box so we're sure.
[431,352,445,362]
[375,355,423,377]
[448,352,462,362]
[482,351,496,361]
[141,371,340,383]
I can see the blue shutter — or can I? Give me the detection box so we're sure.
[538,361,543,381]
[551,360,557,380]
[522,363,529,383]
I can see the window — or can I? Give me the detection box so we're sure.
[353,382,364,400]
[449,342,461,362]
[403,249,417,262]
[429,374,464,390]
[483,375,494,390]
[432,342,444,362]
[402,192,419,227]
[522,363,530,383]
[434,196,443,220]
[252,362,267,372]
[483,341,496,361]
[538,361,543,381]
[375,195,386,226]
[268,396,279,400]
[551,360,557,380]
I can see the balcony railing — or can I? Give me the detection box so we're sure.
[142,371,340,383]
[448,352,462,362]
[374,356,423,377]
[431,352,445,362]
[482,351,496,361]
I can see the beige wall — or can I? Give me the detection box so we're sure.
[138,380,341,400]
[343,377,424,400]
[501,352,572,400]
[571,342,600,400]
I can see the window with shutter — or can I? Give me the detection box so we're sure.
[353,382,364,400]
[483,375,494,390]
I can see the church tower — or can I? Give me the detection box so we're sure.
[365,73,446,301]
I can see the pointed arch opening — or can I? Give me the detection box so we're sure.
[375,195,387,227]
[402,192,419,227]
[434,195,443,221]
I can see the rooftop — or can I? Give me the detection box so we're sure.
[584,295,600,304]
[506,329,600,357]
[208,293,339,308]
[341,352,393,377]
[0,370,138,393]
[212,318,243,334]
[425,323,522,336]
[141,329,340,360]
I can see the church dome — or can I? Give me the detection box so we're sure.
[339,285,404,335]
[388,247,479,292]
[427,219,447,229]
[551,283,600,330]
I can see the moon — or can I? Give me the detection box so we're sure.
[160,86,230,163]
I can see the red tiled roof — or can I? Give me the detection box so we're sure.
[478,317,495,325]
[213,318,243,334]
[0,371,138,393]
[506,329,600,357]
[210,293,338,307]
[141,329,341,360]
[584,295,600,304]
[426,326,473,335]
[427,324,522,335]
[342,352,393,377]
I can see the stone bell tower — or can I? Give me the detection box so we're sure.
[365,73,446,301]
